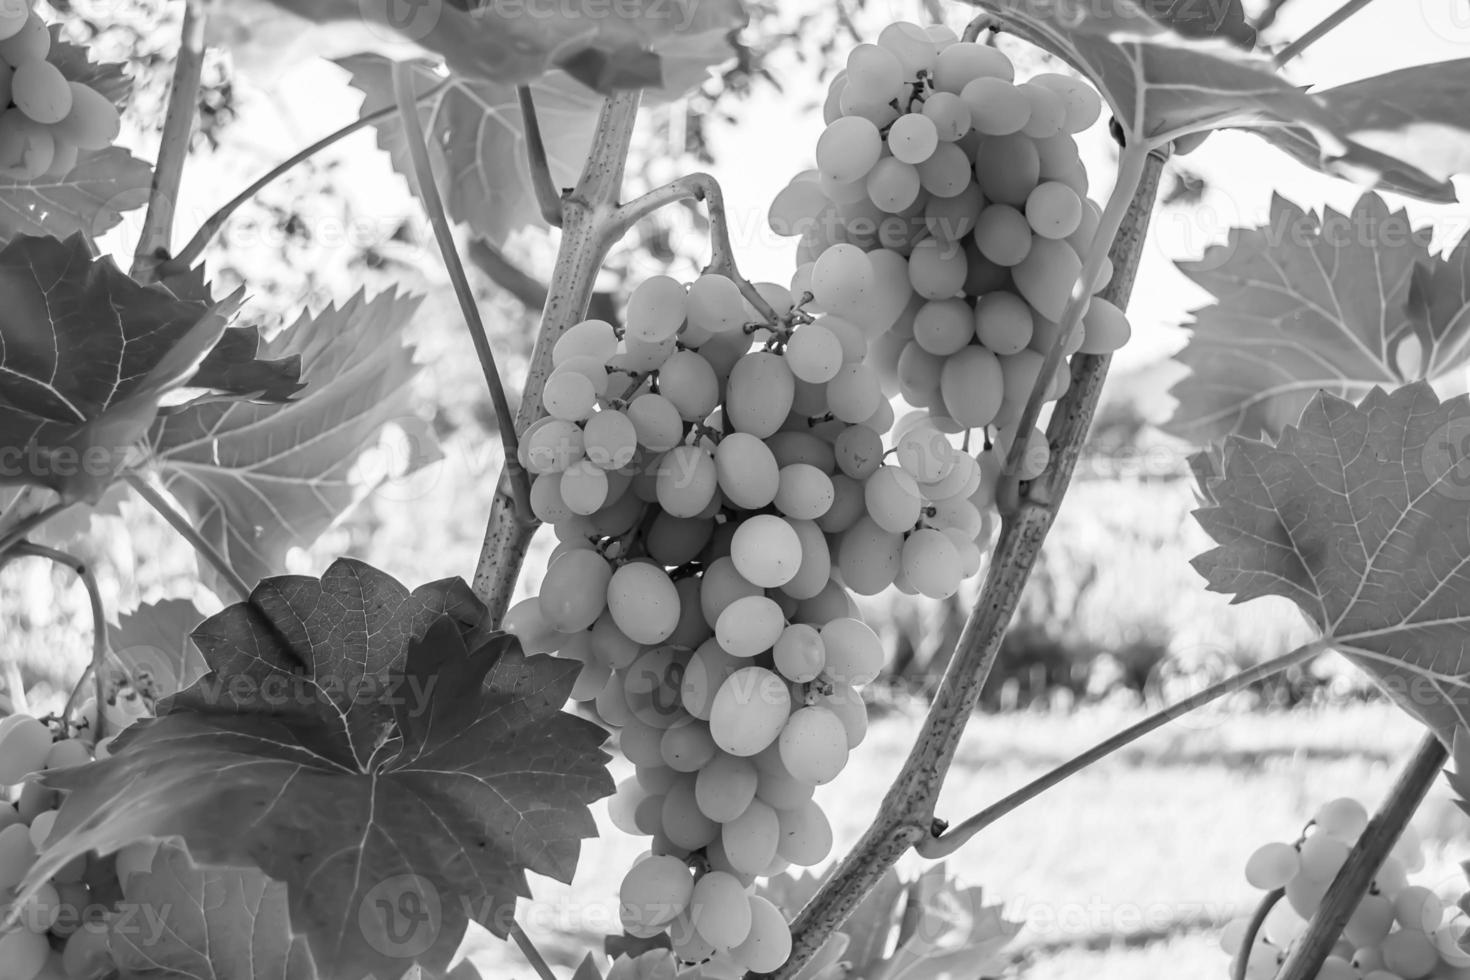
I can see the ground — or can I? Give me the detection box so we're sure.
[461,701,1461,978]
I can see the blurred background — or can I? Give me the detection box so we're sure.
[5,0,1470,976]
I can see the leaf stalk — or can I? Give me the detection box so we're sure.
[520,86,565,228]
[124,471,251,601]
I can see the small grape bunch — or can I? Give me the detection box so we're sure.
[1224,797,1470,980]
[0,3,121,182]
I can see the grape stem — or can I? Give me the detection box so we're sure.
[133,0,207,283]
[995,135,1152,517]
[124,471,252,601]
[509,920,559,980]
[472,90,643,625]
[12,543,111,741]
[163,80,451,276]
[520,86,565,228]
[1276,730,1449,980]
[608,173,781,324]
[917,638,1328,859]
[0,500,70,562]
[961,14,991,42]
[1273,0,1377,66]
[392,63,534,527]
[766,148,1169,980]
[1232,888,1285,980]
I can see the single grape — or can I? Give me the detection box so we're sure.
[1244,841,1300,890]
[1030,72,1104,133]
[775,463,835,520]
[902,527,962,599]
[973,204,1033,267]
[1380,927,1437,979]
[960,77,1030,136]
[934,42,1014,92]
[846,43,903,100]
[715,595,786,659]
[539,550,612,632]
[940,344,1005,428]
[778,706,849,784]
[785,322,844,383]
[662,778,720,851]
[1025,181,1083,239]
[916,141,972,198]
[0,716,52,785]
[690,871,754,949]
[777,799,834,866]
[827,363,882,423]
[1300,833,1351,883]
[730,896,792,973]
[626,276,688,343]
[619,854,693,931]
[0,13,48,65]
[721,798,781,874]
[925,182,984,241]
[913,298,974,356]
[607,563,680,645]
[1012,237,1081,322]
[866,157,922,213]
[908,238,968,300]
[12,61,72,125]
[696,752,759,822]
[555,318,619,364]
[1344,892,1395,948]
[1392,886,1442,932]
[836,515,902,595]
[773,624,825,683]
[819,617,883,687]
[1079,296,1131,354]
[815,115,883,184]
[709,667,792,757]
[888,113,939,165]
[1019,82,1067,139]
[542,369,597,421]
[975,133,1041,206]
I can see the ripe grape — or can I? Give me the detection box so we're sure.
[973,205,1033,267]
[816,115,883,184]
[888,113,939,165]
[696,752,759,822]
[730,514,802,588]
[709,667,791,757]
[607,563,680,645]
[731,896,793,973]
[1244,841,1299,890]
[866,157,922,213]
[777,706,849,784]
[620,855,693,931]
[1025,181,1083,239]
[690,871,753,948]
[12,60,70,124]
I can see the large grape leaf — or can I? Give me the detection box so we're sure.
[24,560,614,979]
[1163,193,1435,445]
[0,36,152,245]
[970,0,1341,147]
[1259,60,1470,205]
[244,0,743,95]
[142,288,436,596]
[107,599,209,703]
[108,844,319,980]
[0,235,229,503]
[1192,382,1470,743]
[343,56,600,246]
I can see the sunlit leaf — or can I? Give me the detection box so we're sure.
[144,289,436,596]
[1192,382,1470,743]
[106,599,209,703]
[1164,193,1435,444]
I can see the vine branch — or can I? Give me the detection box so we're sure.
[997,136,1150,514]
[509,920,558,980]
[14,542,110,740]
[1273,0,1376,65]
[770,147,1168,979]
[608,172,779,323]
[1232,888,1284,980]
[472,89,643,626]
[133,0,206,282]
[1276,730,1448,980]
[163,80,451,276]
[519,86,564,228]
[392,63,534,526]
[124,471,251,601]
[918,638,1327,858]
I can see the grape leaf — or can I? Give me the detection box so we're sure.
[1192,382,1470,743]
[26,559,614,979]
[0,234,229,503]
[342,56,600,246]
[1138,0,1255,47]
[107,599,209,703]
[970,0,1340,146]
[108,844,319,980]
[875,864,1020,980]
[143,288,437,596]
[1163,193,1434,445]
[1256,60,1470,205]
[252,0,743,95]
[606,952,677,980]
[0,36,152,245]
[159,266,304,407]
[572,955,602,980]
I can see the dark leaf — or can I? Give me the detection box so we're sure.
[0,235,228,502]
[109,844,318,980]
[27,559,613,979]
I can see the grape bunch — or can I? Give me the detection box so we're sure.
[769,21,1131,481]
[0,697,152,980]
[0,3,121,182]
[1225,797,1470,980]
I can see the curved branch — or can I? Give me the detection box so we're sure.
[1233,889,1285,980]
[918,639,1326,858]
[164,80,451,275]
[770,148,1169,978]
[519,86,564,228]
[14,543,111,739]
[392,62,533,526]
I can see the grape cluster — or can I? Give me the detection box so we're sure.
[0,3,121,182]
[769,22,1131,483]
[0,694,151,980]
[1226,797,1469,980]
